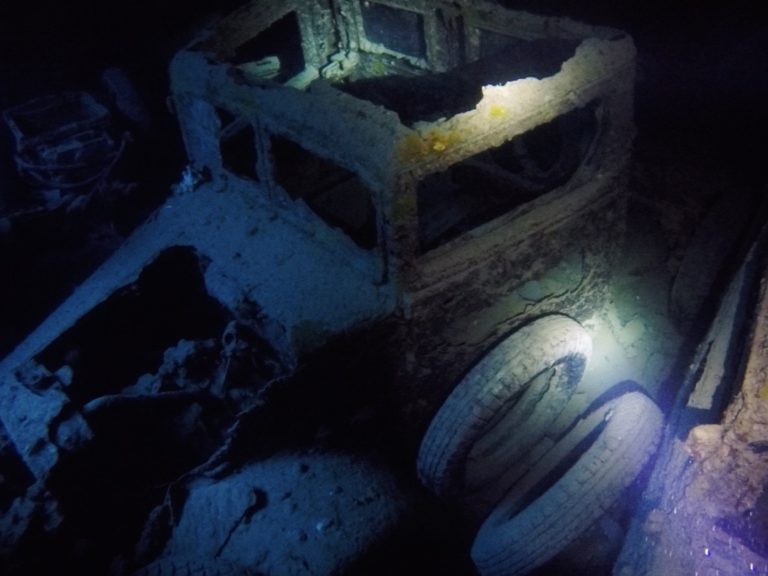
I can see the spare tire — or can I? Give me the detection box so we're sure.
[471,390,663,576]
[417,315,592,502]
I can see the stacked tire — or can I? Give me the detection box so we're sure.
[418,315,663,576]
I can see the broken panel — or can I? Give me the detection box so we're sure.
[35,247,231,404]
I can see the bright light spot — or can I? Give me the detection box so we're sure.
[577,313,628,391]
[704,546,710,557]
[488,104,507,119]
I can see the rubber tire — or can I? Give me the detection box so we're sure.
[417,315,592,499]
[470,391,663,576]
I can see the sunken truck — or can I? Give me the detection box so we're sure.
[1,2,662,575]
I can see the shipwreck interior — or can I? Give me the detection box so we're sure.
[1,1,767,575]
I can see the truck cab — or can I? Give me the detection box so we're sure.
[168,0,636,387]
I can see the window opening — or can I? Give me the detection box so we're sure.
[217,108,258,181]
[230,11,305,83]
[478,34,579,78]
[417,102,599,252]
[270,135,377,249]
[360,1,426,59]
[336,36,579,126]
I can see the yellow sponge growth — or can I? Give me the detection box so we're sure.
[489,104,508,119]
[398,128,463,163]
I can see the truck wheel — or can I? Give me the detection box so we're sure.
[470,391,663,576]
[417,315,591,500]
